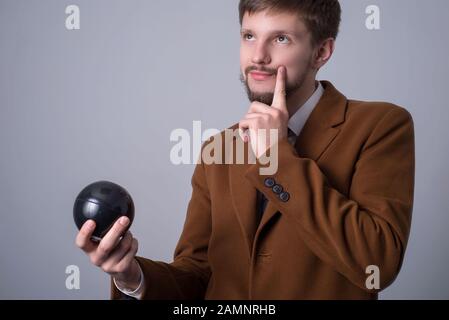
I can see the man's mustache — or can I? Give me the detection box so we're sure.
[245,66,278,76]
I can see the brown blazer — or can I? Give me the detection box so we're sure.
[111,81,415,300]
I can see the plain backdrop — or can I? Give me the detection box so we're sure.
[1,0,448,299]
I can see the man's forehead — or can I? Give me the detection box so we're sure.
[241,10,308,35]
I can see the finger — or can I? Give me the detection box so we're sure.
[239,129,249,143]
[75,220,97,253]
[241,129,249,143]
[115,239,139,274]
[96,216,130,262]
[239,118,257,130]
[108,231,134,264]
[101,232,134,272]
[239,119,251,142]
[244,112,266,119]
[241,118,265,145]
[239,118,257,141]
[271,66,287,110]
[248,103,275,115]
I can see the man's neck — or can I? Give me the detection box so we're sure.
[286,78,319,119]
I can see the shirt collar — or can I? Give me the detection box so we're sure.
[288,81,324,137]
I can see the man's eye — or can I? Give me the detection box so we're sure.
[276,35,290,44]
[243,33,254,41]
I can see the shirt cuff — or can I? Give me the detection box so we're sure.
[113,262,144,300]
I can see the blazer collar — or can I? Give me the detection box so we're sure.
[229,80,348,256]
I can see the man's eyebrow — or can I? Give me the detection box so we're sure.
[240,28,303,39]
[240,28,253,34]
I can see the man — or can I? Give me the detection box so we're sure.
[76,0,415,299]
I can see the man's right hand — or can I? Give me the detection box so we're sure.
[75,217,141,290]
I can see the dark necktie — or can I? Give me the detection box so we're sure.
[256,128,297,224]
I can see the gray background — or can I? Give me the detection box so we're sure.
[0,0,448,299]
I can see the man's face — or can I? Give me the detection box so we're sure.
[240,10,315,105]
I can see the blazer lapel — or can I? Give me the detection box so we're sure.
[294,80,347,160]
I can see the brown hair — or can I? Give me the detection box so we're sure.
[239,0,341,46]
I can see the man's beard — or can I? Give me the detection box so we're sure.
[239,62,311,105]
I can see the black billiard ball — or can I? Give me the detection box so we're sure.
[73,181,134,241]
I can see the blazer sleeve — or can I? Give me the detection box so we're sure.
[111,156,212,300]
[245,107,415,292]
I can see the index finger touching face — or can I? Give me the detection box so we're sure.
[271,66,287,110]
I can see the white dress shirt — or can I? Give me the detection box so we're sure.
[287,80,324,141]
[114,81,325,299]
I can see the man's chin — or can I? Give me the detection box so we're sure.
[248,91,275,105]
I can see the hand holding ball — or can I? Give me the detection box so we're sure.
[73,181,135,241]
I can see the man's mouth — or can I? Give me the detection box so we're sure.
[249,71,274,81]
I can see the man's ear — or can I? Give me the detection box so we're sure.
[312,38,335,70]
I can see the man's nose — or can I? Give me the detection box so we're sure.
[251,43,271,65]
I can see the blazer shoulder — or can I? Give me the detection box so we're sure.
[346,99,413,125]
